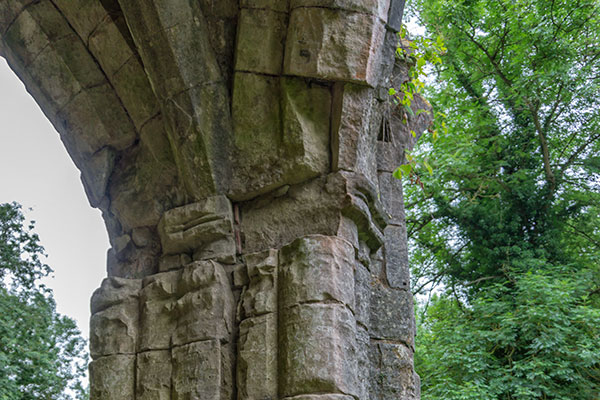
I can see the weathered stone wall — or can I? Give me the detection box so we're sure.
[0,0,432,398]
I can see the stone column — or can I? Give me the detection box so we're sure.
[0,0,432,398]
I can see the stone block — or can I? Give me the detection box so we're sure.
[378,171,405,225]
[2,1,69,67]
[356,325,371,400]
[279,303,358,398]
[80,146,115,208]
[220,342,236,400]
[172,262,235,346]
[336,216,359,250]
[139,270,181,351]
[332,83,378,183]
[158,253,192,272]
[173,286,234,345]
[241,249,278,318]
[89,355,135,400]
[87,15,133,78]
[387,0,406,32]
[230,74,332,200]
[281,77,331,173]
[237,313,278,400]
[235,8,287,75]
[241,0,289,12]
[90,300,138,358]
[110,54,160,130]
[106,246,159,279]
[376,140,404,173]
[131,226,156,248]
[192,237,237,264]
[179,260,231,292]
[136,350,172,400]
[339,172,387,251]
[233,263,249,288]
[384,224,410,289]
[53,0,109,40]
[112,233,134,262]
[40,32,107,92]
[279,235,355,311]
[158,196,234,255]
[161,82,232,200]
[369,341,418,400]
[354,261,371,327]
[291,0,390,20]
[172,340,222,400]
[21,37,83,109]
[57,82,137,160]
[284,8,385,86]
[232,71,281,160]
[90,277,141,314]
[240,174,347,252]
[0,0,37,33]
[119,0,223,97]
[369,283,414,346]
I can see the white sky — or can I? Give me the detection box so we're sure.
[0,57,108,340]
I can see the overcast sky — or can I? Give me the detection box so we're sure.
[0,57,108,340]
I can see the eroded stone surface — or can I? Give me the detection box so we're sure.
[89,301,138,358]
[136,350,172,400]
[139,270,181,351]
[354,261,371,327]
[230,75,331,200]
[172,340,222,400]
[90,277,141,314]
[384,224,410,289]
[158,197,235,262]
[284,8,385,86]
[280,303,358,398]
[89,355,135,400]
[174,262,236,346]
[235,8,287,75]
[370,341,419,400]
[279,235,355,311]
[237,313,278,400]
[241,249,278,318]
[370,284,415,347]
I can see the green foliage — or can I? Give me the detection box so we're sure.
[404,0,600,397]
[416,268,600,399]
[391,25,446,180]
[0,202,88,400]
[392,24,446,110]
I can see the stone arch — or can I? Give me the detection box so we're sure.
[1,0,430,398]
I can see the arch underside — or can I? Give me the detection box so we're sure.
[0,0,430,398]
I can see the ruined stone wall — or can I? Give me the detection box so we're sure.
[0,0,432,398]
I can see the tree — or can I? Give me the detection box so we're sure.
[0,202,88,399]
[402,0,600,397]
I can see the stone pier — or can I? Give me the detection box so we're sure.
[0,0,431,398]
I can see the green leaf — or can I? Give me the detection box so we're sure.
[424,160,433,175]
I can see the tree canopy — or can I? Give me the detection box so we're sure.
[403,0,600,398]
[0,202,88,399]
